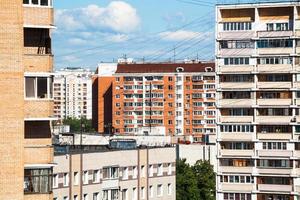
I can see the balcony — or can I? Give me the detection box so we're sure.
[220,149,254,157]
[218,31,255,40]
[257,133,292,140]
[256,99,292,106]
[219,48,254,57]
[257,64,292,73]
[220,133,253,141]
[256,116,292,124]
[257,82,291,89]
[257,184,292,193]
[220,116,253,123]
[257,31,293,38]
[219,65,254,73]
[219,82,254,90]
[218,99,254,108]
[257,48,293,55]
[257,150,293,157]
[23,6,54,27]
[220,183,254,192]
[257,168,292,175]
[219,166,253,174]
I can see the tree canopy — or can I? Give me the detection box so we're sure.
[62,117,95,133]
[176,159,216,200]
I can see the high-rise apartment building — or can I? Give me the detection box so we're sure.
[216,2,300,200]
[54,68,93,120]
[0,0,55,199]
[94,62,216,143]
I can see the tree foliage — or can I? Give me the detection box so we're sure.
[176,159,216,200]
[63,117,95,133]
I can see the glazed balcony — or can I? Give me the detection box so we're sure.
[220,183,254,192]
[219,133,253,141]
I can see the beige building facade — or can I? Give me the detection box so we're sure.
[53,145,176,200]
[216,2,300,200]
[0,0,55,199]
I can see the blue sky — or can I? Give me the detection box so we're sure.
[53,0,218,70]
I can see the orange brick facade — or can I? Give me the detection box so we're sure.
[0,1,54,199]
[94,63,216,143]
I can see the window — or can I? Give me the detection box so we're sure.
[257,39,293,48]
[133,188,137,200]
[141,187,145,199]
[168,163,172,175]
[25,76,53,99]
[220,40,254,49]
[133,166,138,179]
[141,165,145,178]
[221,175,253,184]
[103,167,119,179]
[122,189,128,200]
[262,142,287,150]
[93,193,100,200]
[257,57,292,65]
[83,194,88,200]
[93,170,100,183]
[74,195,78,200]
[111,189,119,200]
[168,77,173,81]
[102,190,108,200]
[122,167,128,180]
[158,164,163,176]
[74,172,79,185]
[223,22,252,31]
[266,22,290,31]
[224,193,252,200]
[167,184,172,195]
[63,173,69,186]
[258,159,292,168]
[224,57,250,65]
[63,197,69,200]
[83,171,88,184]
[23,0,53,6]
[53,174,58,188]
[220,125,254,133]
[116,77,120,82]
[24,168,53,194]
[149,186,154,198]
[157,184,163,196]
[149,165,153,177]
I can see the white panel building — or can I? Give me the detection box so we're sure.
[54,68,93,120]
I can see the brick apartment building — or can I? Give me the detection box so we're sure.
[93,62,216,143]
[0,0,55,199]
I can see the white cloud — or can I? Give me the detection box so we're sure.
[68,38,87,46]
[159,30,212,41]
[55,1,140,33]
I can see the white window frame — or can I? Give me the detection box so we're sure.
[63,173,69,186]
[23,0,53,7]
[25,76,53,100]
[167,184,172,195]
[122,167,128,180]
[157,184,163,197]
[157,164,163,176]
[53,174,58,188]
[83,171,89,184]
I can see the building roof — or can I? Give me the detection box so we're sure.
[116,62,215,74]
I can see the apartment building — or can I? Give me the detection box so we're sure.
[0,0,55,199]
[94,62,216,143]
[54,68,93,120]
[53,144,176,200]
[216,2,300,200]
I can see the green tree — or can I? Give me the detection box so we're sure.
[63,117,95,133]
[176,159,200,200]
[192,160,216,200]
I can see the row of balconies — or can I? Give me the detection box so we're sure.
[218,99,300,107]
[219,64,300,74]
[219,183,294,193]
[219,47,298,57]
[219,149,300,158]
[219,115,300,124]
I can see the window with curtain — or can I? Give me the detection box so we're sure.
[24,168,52,194]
